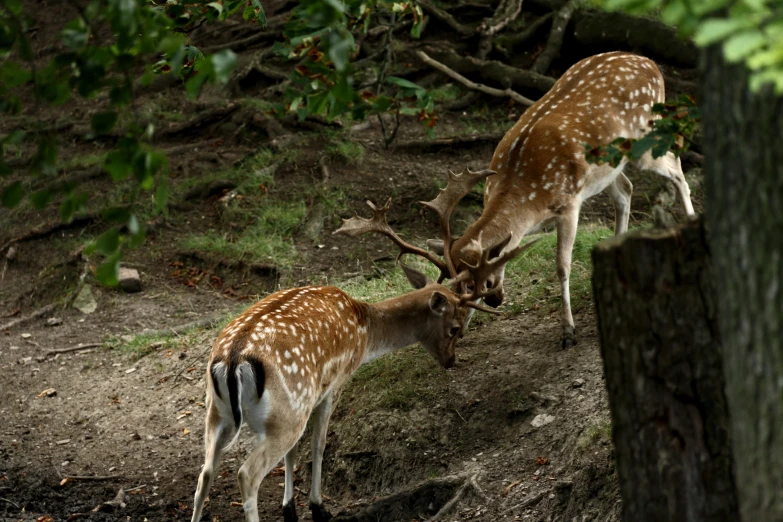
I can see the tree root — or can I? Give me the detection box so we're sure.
[531,0,577,75]
[1,213,99,257]
[156,104,240,139]
[417,50,535,106]
[427,474,489,521]
[495,12,553,58]
[425,47,556,94]
[392,132,505,152]
[331,474,474,522]
[418,0,474,35]
[0,303,58,332]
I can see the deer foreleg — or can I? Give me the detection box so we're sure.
[556,207,580,348]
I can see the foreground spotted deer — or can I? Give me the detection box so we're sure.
[190,184,537,522]
[429,51,695,347]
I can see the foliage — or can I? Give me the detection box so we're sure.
[584,95,701,166]
[0,0,265,285]
[271,0,437,144]
[599,0,783,93]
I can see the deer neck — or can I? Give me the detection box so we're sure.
[362,291,430,362]
[454,200,538,256]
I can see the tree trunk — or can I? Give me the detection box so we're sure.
[592,219,738,522]
[701,45,783,520]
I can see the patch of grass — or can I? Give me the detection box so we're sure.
[576,420,613,452]
[108,332,179,359]
[501,225,615,315]
[328,140,365,165]
[340,257,439,303]
[343,344,449,412]
[429,83,463,102]
[182,199,306,267]
[61,153,107,170]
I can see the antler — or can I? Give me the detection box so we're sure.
[333,198,449,274]
[420,167,496,281]
[459,235,542,312]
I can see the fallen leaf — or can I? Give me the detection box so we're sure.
[230,501,243,507]
[176,410,192,420]
[36,516,55,522]
[182,428,190,436]
[60,477,73,486]
[536,456,549,466]
[38,388,57,398]
[503,479,522,496]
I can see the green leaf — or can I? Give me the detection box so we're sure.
[104,150,133,181]
[62,19,89,50]
[4,0,22,16]
[91,111,118,135]
[96,251,122,287]
[127,214,140,235]
[327,30,354,72]
[94,228,121,255]
[103,206,131,223]
[0,61,32,88]
[210,49,237,83]
[155,178,169,210]
[1,181,23,208]
[2,129,25,145]
[0,160,10,177]
[386,76,424,92]
[723,29,767,62]
[30,189,52,209]
[694,17,752,47]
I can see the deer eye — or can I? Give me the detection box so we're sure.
[486,280,494,289]
[449,326,460,337]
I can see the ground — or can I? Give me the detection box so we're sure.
[0,3,703,521]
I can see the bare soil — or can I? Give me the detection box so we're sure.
[0,3,703,521]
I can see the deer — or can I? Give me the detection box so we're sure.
[189,173,538,522]
[426,51,696,347]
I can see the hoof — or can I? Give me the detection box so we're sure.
[310,502,333,522]
[561,326,577,349]
[283,500,298,522]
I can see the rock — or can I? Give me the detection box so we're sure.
[73,285,98,314]
[571,378,585,388]
[118,268,142,293]
[531,414,556,428]
[6,245,17,260]
[46,317,63,327]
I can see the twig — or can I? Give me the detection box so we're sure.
[62,475,122,482]
[0,303,58,332]
[392,132,506,151]
[427,473,485,521]
[46,343,103,357]
[416,51,535,106]
[531,0,577,75]
[125,484,147,493]
[0,497,20,509]
[172,344,212,386]
[502,489,547,513]
[476,0,524,58]
[454,408,467,423]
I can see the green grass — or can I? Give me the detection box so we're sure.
[342,344,449,412]
[429,83,463,102]
[576,420,613,452]
[328,140,365,165]
[501,225,615,315]
[181,199,306,267]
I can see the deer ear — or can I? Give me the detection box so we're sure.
[400,262,431,289]
[426,239,445,255]
[429,291,450,315]
[487,234,513,260]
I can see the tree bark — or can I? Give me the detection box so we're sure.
[701,45,783,520]
[572,10,698,68]
[592,219,739,522]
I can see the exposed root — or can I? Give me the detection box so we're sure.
[417,50,535,106]
[156,104,240,139]
[0,213,99,256]
[392,132,506,152]
[0,303,58,332]
[427,474,489,521]
[531,0,577,75]
[418,0,474,35]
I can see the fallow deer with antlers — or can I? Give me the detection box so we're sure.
[189,172,537,522]
[428,51,696,347]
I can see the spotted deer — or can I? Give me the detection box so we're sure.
[190,182,537,522]
[428,51,695,347]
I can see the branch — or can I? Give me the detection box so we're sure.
[494,12,553,57]
[530,0,577,75]
[479,0,524,36]
[416,51,535,106]
[418,0,474,35]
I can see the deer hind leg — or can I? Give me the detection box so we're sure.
[191,401,236,522]
[309,390,337,522]
[238,417,306,522]
[606,172,633,236]
[556,206,580,348]
[637,151,695,216]
[282,444,299,522]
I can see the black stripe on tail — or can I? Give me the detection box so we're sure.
[210,346,266,430]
